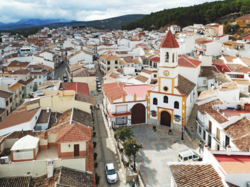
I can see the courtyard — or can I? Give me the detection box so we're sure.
[132,125,198,187]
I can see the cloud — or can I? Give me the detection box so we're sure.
[0,0,214,23]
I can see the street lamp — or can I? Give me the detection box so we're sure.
[181,117,185,141]
[133,144,136,172]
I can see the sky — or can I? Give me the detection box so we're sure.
[0,0,214,23]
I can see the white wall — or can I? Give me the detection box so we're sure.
[206,42,222,56]
[61,141,86,152]
[0,108,41,136]
[0,158,86,177]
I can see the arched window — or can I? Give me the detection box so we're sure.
[174,101,179,109]
[164,96,168,103]
[153,98,158,105]
[165,52,169,62]
[172,53,175,63]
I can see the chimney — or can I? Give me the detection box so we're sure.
[227,145,231,155]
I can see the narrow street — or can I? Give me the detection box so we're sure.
[54,61,67,80]
[93,61,127,186]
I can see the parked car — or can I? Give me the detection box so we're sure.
[96,77,100,82]
[63,75,67,82]
[105,163,118,184]
[178,149,202,162]
[97,84,102,92]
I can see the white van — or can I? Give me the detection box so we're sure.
[178,149,201,162]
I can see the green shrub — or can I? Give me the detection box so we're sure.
[93,132,96,137]
[93,142,97,148]
[125,162,129,167]
[95,173,100,184]
[95,162,98,168]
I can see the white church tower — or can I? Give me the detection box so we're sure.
[158,30,180,94]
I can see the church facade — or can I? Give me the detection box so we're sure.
[147,30,200,131]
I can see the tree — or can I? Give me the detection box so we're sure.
[123,139,143,171]
[225,23,232,33]
[116,127,134,142]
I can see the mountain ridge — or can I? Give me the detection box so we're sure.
[0,15,146,30]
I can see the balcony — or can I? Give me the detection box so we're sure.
[196,117,204,127]
[212,133,220,143]
[205,126,212,134]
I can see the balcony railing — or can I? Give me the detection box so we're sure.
[196,117,204,127]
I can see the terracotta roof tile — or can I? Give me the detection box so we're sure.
[159,30,179,48]
[169,164,224,186]
[177,75,195,96]
[178,56,201,67]
[135,75,149,83]
[0,90,13,99]
[224,117,250,139]
[55,123,91,143]
[227,64,246,72]
[102,82,127,101]
[60,82,90,95]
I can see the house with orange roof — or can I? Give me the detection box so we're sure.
[203,144,250,186]
[102,82,153,127]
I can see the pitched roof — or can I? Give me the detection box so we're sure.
[75,93,93,104]
[177,75,195,96]
[223,55,237,63]
[159,30,179,48]
[237,14,250,20]
[37,109,51,123]
[0,176,31,187]
[55,123,91,143]
[224,117,250,139]
[7,61,29,67]
[240,58,250,67]
[220,82,238,91]
[227,64,246,72]
[213,64,231,73]
[169,164,224,186]
[142,69,153,74]
[199,66,220,79]
[102,82,127,101]
[212,59,225,65]
[178,56,201,67]
[0,90,13,99]
[60,82,89,95]
[9,82,23,91]
[101,55,119,60]
[198,99,222,115]
[0,107,40,130]
[9,69,30,75]
[149,57,160,62]
[135,75,149,83]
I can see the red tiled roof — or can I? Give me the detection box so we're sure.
[60,82,90,95]
[243,35,250,40]
[213,64,231,73]
[149,57,160,62]
[159,30,179,48]
[224,117,250,139]
[102,82,127,101]
[55,123,91,143]
[178,56,201,67]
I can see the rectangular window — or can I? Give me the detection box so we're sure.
[10,98,12,103]
[198,125,202,135]
[115,61,118,64]
[209,121,212,133]
[243,20,245,22]
[107,61,110,65]
[116,105,127,113]
[39,75,41,79]
[5,100,8,106]
[116,117,127,125]
[216,128,220,141]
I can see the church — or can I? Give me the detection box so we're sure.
[147,30,201,131]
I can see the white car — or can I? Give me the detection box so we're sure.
[105,163,118,184]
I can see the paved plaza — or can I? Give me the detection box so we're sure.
[132,125,198,187]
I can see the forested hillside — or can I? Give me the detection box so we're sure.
[121,0,250,30]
